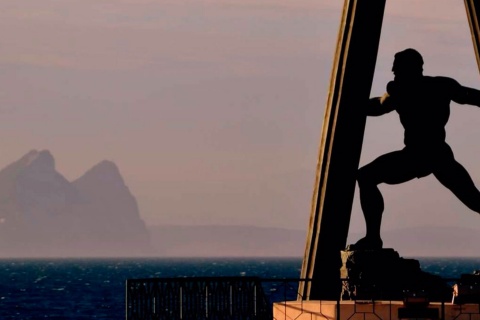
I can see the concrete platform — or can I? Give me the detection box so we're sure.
[273,300,480,320]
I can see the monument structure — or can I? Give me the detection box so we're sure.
[299,0,480,300]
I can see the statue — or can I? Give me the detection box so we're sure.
[354,48,480,250]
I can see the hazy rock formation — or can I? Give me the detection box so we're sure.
[0,150,151,257]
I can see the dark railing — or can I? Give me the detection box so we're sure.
[126,277,272,319]
[126,277,480,320]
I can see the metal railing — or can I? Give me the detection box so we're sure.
[126,277,480,320]
[126,277,272,319]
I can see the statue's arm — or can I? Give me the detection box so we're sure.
[366,93,395,116]
[450,80,480,107]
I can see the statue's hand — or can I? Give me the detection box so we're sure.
[379,93,390,105]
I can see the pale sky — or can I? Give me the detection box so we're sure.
[1,0,480,238]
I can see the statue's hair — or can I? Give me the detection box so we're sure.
[394,48,424,72]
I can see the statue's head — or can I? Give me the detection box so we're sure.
[392,48,423,81]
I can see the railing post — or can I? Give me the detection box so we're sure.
[441,300,445,320]
[205,284,209,319]
[229,284,233,316]
[336,295,341,320]
[179,286,183,319]
[254,284,257,316]
[125,280,128,320]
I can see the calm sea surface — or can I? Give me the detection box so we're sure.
[0,257,479,319]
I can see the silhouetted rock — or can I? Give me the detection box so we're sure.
[0,150,151,257]
[340,248,451,302]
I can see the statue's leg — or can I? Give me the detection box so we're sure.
[434,157,480,213]
[355,150,418,249]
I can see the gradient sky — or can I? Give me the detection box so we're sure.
[1,1,480,238]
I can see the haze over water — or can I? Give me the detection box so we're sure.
[0,1,479,256]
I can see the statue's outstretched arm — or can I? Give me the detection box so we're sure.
[452,84,480,107]
[366,93,395,116]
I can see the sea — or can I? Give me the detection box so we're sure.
[0,257,479,319]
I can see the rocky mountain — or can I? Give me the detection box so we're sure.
[0,150,151,257]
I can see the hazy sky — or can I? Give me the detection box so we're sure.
[1,1,480,237]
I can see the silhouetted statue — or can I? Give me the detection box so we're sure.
[354,48,480,250]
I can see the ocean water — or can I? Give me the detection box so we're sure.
[0,257,479,319]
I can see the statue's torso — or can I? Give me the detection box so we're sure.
[389,76,454,149]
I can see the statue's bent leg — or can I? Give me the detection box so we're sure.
[434,158,480,213]
[355,150,418,249]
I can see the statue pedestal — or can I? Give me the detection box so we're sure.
[340,248,451,302]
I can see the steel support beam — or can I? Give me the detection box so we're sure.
[465,0,480,72]
[299,0,386,300]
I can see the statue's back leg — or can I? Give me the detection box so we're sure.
[434,158,480,213]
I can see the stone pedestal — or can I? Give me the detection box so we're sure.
[273,301,480,320]
[340,248,451,302]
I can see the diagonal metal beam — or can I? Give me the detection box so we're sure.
[299,0,386,300]
[465,0,480,72]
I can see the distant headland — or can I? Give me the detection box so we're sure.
[0,149,151,258]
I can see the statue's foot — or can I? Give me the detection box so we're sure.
[350,236,383,250]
